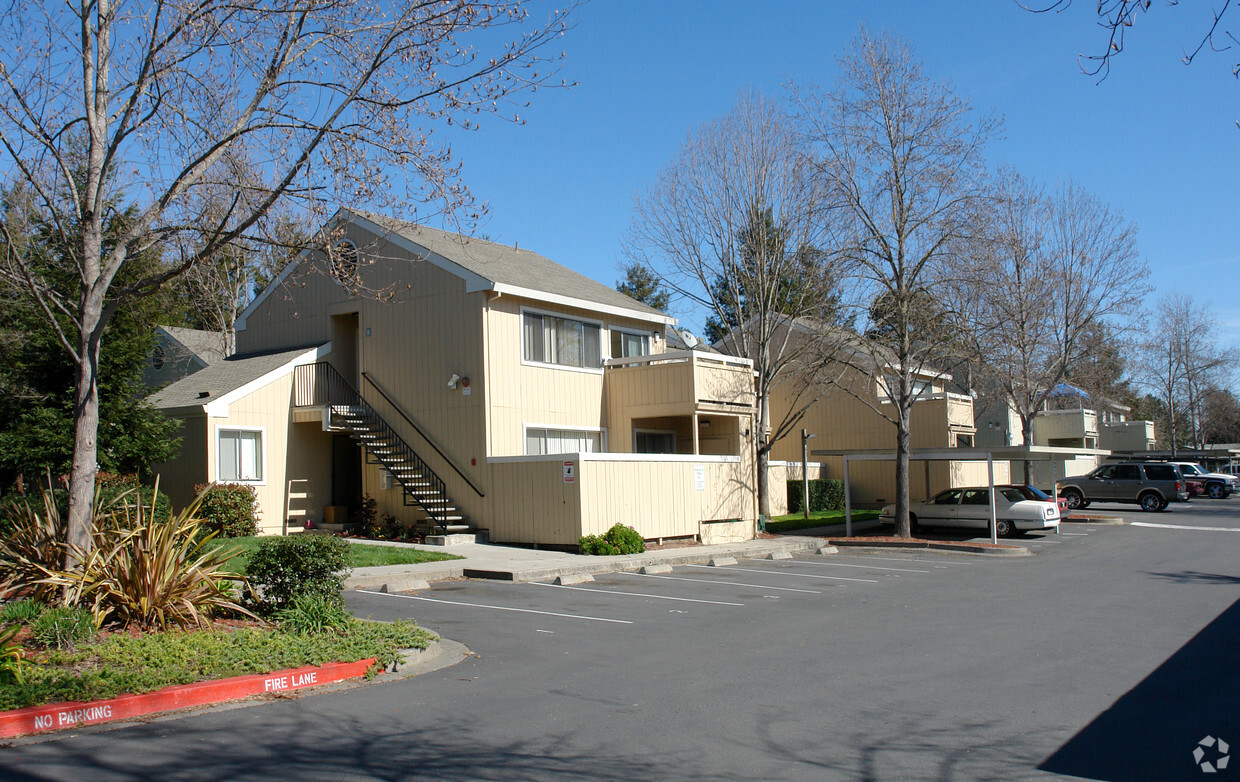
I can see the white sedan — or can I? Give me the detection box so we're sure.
[880,486,1061,538]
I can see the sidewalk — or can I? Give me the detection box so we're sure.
[343,535,825,592]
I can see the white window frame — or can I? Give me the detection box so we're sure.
[520,306,605,374]
[608,325,652,360]
[633,428,677,454]
[216,425,266,485]
[331,239,360,286]
[523,423,608,455]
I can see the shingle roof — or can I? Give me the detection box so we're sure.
[354,211,669,321]
[159,326,229,364]
[146,346,316,411]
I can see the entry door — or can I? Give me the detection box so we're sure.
[331,435,362,515]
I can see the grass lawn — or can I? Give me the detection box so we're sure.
[209,537,463,573]
[0,619,435,711]
[767,508,881,533]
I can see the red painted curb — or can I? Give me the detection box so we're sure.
[0,657,377,739]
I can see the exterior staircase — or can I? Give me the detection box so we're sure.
[293,363,483,542]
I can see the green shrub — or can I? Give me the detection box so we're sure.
[194,483,260,538]
[54,474,173,526]
[786,479,846,514]
[0,599,45,625]
[276,593,355,635]
[0,624,30,684]
[353,495,380,538]
[579,523,646,555]
[31,606,96,650]
[244,534,350,617]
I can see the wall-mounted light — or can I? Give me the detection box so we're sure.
[447,373,461,390]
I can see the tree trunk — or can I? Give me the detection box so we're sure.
[1021,418,1034,485]
[894,408,912,538]
[757,446,771,520]
[756,391,772,519]
[65,284,106,569]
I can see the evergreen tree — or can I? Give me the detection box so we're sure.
[0,194,182,484]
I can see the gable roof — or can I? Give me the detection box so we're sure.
[158,326,229,365]
[237,209,675,331]
[147,344,327,414]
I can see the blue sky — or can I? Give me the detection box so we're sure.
[438,0,1239,351]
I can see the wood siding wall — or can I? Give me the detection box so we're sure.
[150,414,208,510]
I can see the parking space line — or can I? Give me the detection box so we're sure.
[620,572,822,594]
[530,582,744,606]
[788,560,930,574]
[1130,521,1240,532]
[685,564,879,583]
[355,590,634,624]
[831,555,974,566]
[1061,532,1089,536]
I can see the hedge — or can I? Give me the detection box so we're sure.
[785,478,846,514]
[194,483,260,538]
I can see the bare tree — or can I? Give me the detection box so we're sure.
[958,168,1147,481]
[626,90,841,517]
[1021,0,1237,81]
[795,31,999,538]
[1136,293,1237,453]
[0,0,574,564]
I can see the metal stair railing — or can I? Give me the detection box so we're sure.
[292,362,458,530]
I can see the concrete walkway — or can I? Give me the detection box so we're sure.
[342,535,825,593]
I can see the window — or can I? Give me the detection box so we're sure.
[610,329,650,359]
[331,240,359,284]
[151,345,165,370]
[961,489,989,505]
[523,312,602,369]
[525,427,602,455]
[218,429,263,482]
[634,430,676,454]
[932,489,962,504]
[880,375,931,399]
[1114,465,1141,481]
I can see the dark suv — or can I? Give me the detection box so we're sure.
[1059,462,1188,512]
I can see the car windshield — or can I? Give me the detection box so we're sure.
[1179,463,1207,476]
[999,488,1026,502]
[1016,485,1052,501]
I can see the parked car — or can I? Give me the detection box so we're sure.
[1059,462,1188,512]
[1008,484,1071,518]
[879,486,1061,538]
[1170,462,1238,499]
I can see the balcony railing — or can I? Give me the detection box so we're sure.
[603,350,756,411]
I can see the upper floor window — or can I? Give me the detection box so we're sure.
[611,328,650,359]
[523,311,602,369]
[330,240,359,285]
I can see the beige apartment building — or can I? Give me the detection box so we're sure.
[766,361,1001,513]
[149,210,758,547]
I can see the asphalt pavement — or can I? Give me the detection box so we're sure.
[2,498,1238,780]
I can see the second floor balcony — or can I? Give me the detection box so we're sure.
[1033,408,1099,446]
[603,350,756,418]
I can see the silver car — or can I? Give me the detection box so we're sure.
[880,486,1061,538]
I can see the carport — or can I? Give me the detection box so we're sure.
[810,445,1110,543]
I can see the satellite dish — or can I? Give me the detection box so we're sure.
[677,329,699,349]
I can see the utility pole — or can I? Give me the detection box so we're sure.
[801,428,816,520]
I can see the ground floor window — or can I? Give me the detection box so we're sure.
[634,430,677,454]
[218,429,263,482]
[525,427,603,455]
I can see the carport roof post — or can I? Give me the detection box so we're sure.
[810,446,1111,539]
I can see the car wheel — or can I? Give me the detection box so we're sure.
[994,518,1016,538]
[1208,483,1226,499]
[1062,489,1087,509]
[1139,492,1163,512]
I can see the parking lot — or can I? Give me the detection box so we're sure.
[4,500,1239,781]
